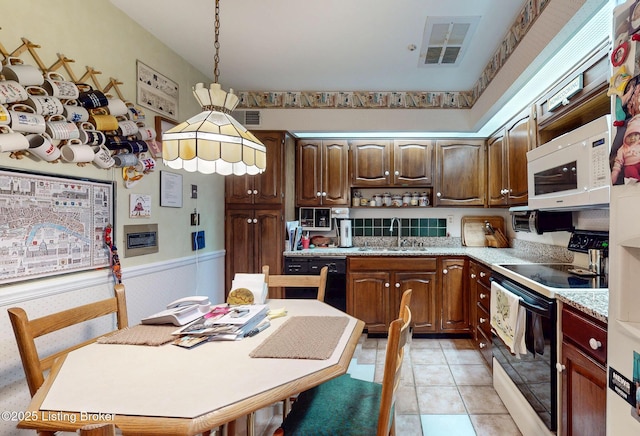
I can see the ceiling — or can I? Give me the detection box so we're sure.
[110,0,610,135]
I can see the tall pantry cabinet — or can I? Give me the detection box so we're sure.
[224,131,294,295]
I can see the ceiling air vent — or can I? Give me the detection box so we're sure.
[231,110,261,126]
[419,16,479,67]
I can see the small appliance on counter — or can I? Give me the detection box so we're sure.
[339,219,352,247]
[509,206,574,234]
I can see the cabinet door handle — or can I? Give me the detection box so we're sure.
[394,170,399,176]
[322,192,327,197]
[384,170,389,176]
[471,273,477,279]
[436,192,442,198]
[442,269,448,274]
[556,363,566,373]
[316,191,321,197]
[589,338,602,350]
[253,190,258,195]
[480,272,486,277]
[385,282,390,288]
[479,317,487,323]
[395,283,400,288]
[246,219,252,223]
[253,218,258,224]
[479,293,487,299]
[479,342,486,349]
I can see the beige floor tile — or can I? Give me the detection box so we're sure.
[396,384,420,414]
[411,347,447,364]
[416,386,467,414]
[469,414,522,436]
[439,338,476,349]
[442,348,485,364]
[410,338,443,349]
[458,385,508,414]
[395,414,424,436]
[413,363,456,386]
[355,346,377,364]
[449,364,493,386]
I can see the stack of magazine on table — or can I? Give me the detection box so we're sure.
[172,304,269,348]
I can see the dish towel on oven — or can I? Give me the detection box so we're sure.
[490,281,527,358]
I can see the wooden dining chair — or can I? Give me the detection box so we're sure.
[261,265,328,301]
[7,284,128,397]
[274,289,412,436]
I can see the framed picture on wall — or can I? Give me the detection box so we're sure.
[150,116,177,159]
[136,60,179,120]
[160,170,183,208]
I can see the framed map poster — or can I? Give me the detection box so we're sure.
[0,169,114,284]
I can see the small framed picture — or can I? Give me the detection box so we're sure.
[152,116,178,159]
[130,194,151,218]
[160,171,183,208]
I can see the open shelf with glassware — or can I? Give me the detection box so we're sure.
[350,187,432,208]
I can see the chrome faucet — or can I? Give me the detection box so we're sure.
[389,217,401,247]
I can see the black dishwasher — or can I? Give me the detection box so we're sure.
[283,256,346,312]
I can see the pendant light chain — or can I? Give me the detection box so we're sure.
[214,0,221,83]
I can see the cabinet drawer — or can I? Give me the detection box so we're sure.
[476,264,491,287]
[476,281,490,312]
[477,303,491,340]
[348,256,437,271]
[562,306,607,366]
[476,325,492,368]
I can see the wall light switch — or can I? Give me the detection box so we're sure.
[447,215,454,224]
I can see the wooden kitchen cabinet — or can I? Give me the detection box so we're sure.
[440,257,469,333]
[225,131,287,205]
[433,140,486,206]
[224,208,284,296]
[349,139,434,187]
[295,139,349,206]
[561,305,607,436]
[347,257,437,334]
[487,108,533,207]
[469,260,492,367]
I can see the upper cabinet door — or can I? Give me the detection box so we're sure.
[225,131,285,205]
[393,140,434,186]
[505,113,532,206]
[295,140,322,206]
[434,140,486,207]
[350,140,392,186]
[487,130,507,207]
[322,140,350,205]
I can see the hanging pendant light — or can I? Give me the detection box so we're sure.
[162,0,266,175]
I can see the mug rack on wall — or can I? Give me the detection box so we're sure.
[0,32,161,187]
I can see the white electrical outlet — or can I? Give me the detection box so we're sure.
[447,215,454,224]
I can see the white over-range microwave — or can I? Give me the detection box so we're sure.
[527,115,611,210]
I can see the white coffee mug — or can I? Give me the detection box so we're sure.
[26,133,60,161]
[8,104,46,134]
[62,103,89,123]
[92,144,115,169]
[1,57,44,86]
[117,119,139,136]
[25,86,64,116]
[0,104,10,126]
[60,139,95,163]
[106,97,128,117]
[46,115,80,141]
[0,125,30,152]
[136,125,156,141]
[42,72,79,100]
[0,80,28,104]
[135,153,156,173]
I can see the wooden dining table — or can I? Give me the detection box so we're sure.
[17,299,364,436]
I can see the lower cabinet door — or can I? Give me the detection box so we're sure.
[561,341,606,436]
[347,271,389,334]
[395,271,438,333]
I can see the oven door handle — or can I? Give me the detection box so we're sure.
[519,299,547,316]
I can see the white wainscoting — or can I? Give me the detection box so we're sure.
[0,250,225,436]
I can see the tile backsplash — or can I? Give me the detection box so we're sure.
[351,218,447,237]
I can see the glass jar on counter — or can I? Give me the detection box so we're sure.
[382,192,391,207]
[373,194,382,207]
[352,190,361,207]
[410,192,419,206]
[402,192,412,207]
[419,192,429,206]
[391,194,402,207]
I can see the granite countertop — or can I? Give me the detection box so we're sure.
[284,243,608,323]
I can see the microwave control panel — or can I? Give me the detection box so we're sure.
[589,133,610,189]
